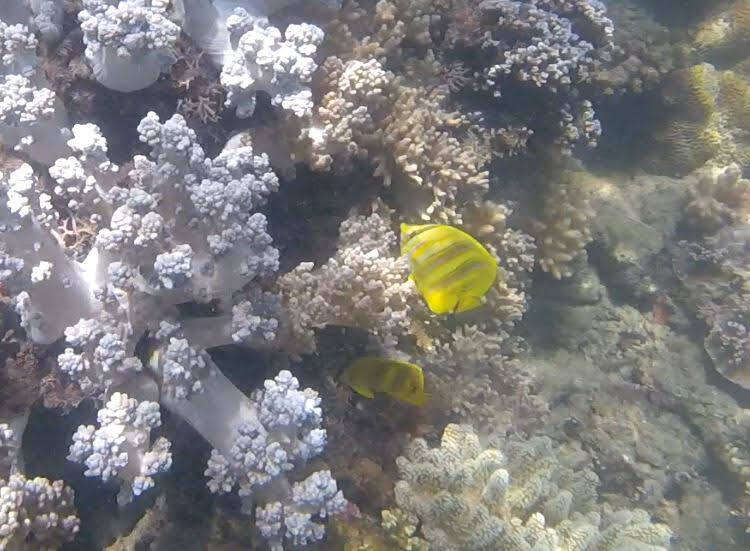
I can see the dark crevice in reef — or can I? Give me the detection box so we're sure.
[265,162,382,273]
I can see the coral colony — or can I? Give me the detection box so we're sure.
[1,0,750,549]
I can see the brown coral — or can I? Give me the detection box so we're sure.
[529,171,595,279]
[685,163,750,234]
[720,70,750,130]
[0,343,42,419]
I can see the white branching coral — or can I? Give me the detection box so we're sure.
[78,0,181,92]
[256,470,348,549]
[0,424,79,550]
[0,1,63,44]
[0,164,98,344]
[0,473,80,550]
[0,74,69,165]
[49,122,120,229]
[201,370,348,550]
[0,107,304,523]
[221,15,325,118]
[0,20,38,78]
[393,424,673,551]
[67,392,171,505]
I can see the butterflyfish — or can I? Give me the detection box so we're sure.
[400,223,498,314]
[340,357,429,406]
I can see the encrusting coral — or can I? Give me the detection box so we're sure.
[392,423,673,550]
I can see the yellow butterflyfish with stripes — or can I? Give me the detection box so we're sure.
[340,357,429,406]
[400,223,497,314]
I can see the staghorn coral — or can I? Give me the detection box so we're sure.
[171,39,225,126]
[393,423,672,550]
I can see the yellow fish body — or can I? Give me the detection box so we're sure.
[340,357,428,406]
[400,223,497,314]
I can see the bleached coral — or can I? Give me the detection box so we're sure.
[67,392,171,505]
[0,20,38,78]
[393,423,672,550]
[0,74,69,165]
[256,470,348,549]
[0,164,98,344]
[0,473,80,550]
[221,15,325,118]
[78,0,181,92]
[203,370,348,549]
[0,0,62,44]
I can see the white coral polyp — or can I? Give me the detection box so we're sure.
[78,0,180,92]
[221,17,324,118]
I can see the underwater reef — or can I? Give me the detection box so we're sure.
[2,0,750,549]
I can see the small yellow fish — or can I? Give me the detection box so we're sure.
[340,357,428,406]
[400,223,497,314]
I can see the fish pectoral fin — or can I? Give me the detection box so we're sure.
[351,384,375,399]
[454,295,483,313]
[410,392,430,406]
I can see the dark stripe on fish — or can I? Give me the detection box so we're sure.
[403,224,438,244]
[417,240,474,272]
[432,258,487,291]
